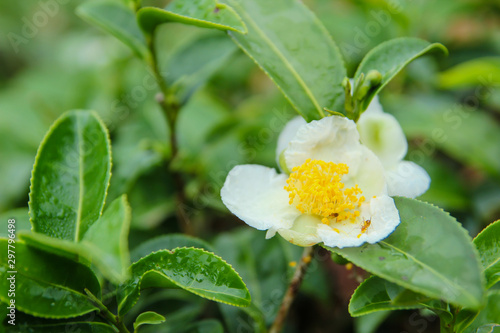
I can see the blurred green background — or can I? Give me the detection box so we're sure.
[1,0,500,332]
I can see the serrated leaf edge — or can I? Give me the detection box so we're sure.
[137,5,247,34]
[118,246,251,314]
[328,197,486,310]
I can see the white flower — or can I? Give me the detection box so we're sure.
[221,98,430,248]
[277,97,430,199]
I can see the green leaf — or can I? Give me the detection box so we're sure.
[474,220,500,289]
[462,290,500,333]
[10,322,117,333]
[29,110,112,242]
[164,33,238,103]
[354,38,447,110]
[130,234,213,262]
[137,0,247,34]
[18,231,89,264]
[214,228,301,331]
[106,100,169,204]
[0,208,31,239]
[117,247,251,315]
[326,197,485,310]
[349,276,453,322]
[349,276,426,317]
[0,239,100,319]
[81,195,131,283]
[134,311,166,331]
[20,196,132,283]
[438,57,500,89]
[221,0,346,122]
[76,0,149,60]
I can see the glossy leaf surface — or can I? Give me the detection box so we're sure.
[222,0,346,122]
[130,233,213,262]
[349,276,426,316]
[0,239,100,319]
[137,0,247,34]
[327,197,485,310]
[164,33,237,103]
[474,220,500,289]
[133,311,166,331]
[29,110,111,241]
[81,195,131,283]
[11,322,116,333]
[77,0,149,59]
[118,247,251,315]
[354,38,447,110]
[463,291,500,333]
[20,196,131,283]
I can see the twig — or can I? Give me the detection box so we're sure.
[85,289,130,333]
[269,246,314,333]
[147,32,193,235]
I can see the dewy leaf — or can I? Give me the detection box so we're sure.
[214,228,299,332]
[11,322,117,333]
[76,0,149,60]
[0,239,100,319]
[326,197,485,310]
[117,247,251,315]
[29,110,112,242]
[221,0,346,122]
[81,195,132,283]
[349,276,426,317]
[130,233,213,262]
[473,220,500,289]
[354,38,447,110]
[137,0,247,34]
[349,276,453,322]
[133,311,166,331]
[461,290,500,333]
[164,33,238,103]
[19,196,131,284]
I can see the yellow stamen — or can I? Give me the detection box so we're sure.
[284,159,364,224]
[289,261,297,267]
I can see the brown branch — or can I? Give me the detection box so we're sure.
[269,246,314,333]
[147,32,193,235]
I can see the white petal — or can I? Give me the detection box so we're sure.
[343,146,387,199]
[386,161,431,198]
[221,165,300,230]
[285,116,360,169]
[364,95,384,115]
[277,215,322,247]
[318,195,399,248]
[357,111,407,168]
[364,195,400,243]
[276,116,306,167]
